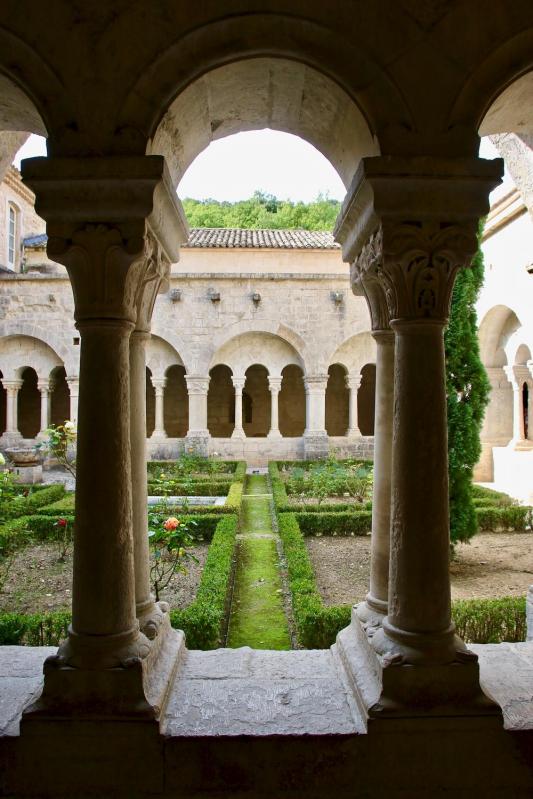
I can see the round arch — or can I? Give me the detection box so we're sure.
[449,30,533,137]
[0,334,63,380]
[478,305,523,368]
[118,13,412,168]
[0,323,74,374]
[326,332,376,375]
[209,326,305,377]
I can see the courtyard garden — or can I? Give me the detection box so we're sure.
[0,454,532,651]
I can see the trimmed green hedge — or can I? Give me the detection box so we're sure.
[170,515,238,648]
[0,515,238,649]
[0,610,70,646]
[37,495,76,515]
[452,596,526,643]
[278,512,351,648]
[296,511,372,536]
[0,513,74,555]
[472,485,514,504]
[476,505,533,532]
[1,483,65,521]
[269,462,290,509]
[148,480,232,496]
[278,511,528,649]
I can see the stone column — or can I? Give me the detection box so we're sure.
[37,379,52,434]
[231,376,246,438]
[2,379,23,438]
[345,373,362,436]
[348,241,394,626]
[66,376,79,425]
[334,155,502,712]
[21,155,188,717]
[186,376,210,455]
[504,365,530,444]
[303,375,329,458]
[267,376,282,438]
[151,377,167,438]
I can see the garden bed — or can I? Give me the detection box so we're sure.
[306,532,533,607]
[0,541,209,615]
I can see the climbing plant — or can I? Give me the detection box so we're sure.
[445,227,490,545]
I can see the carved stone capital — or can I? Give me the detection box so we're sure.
[185,376,210,395]
[232,377,246,392]
[345,374,362,391]
[304,375,329,394]
[351,228,391,331]
[21,156,188,325]
[268,376,282,393]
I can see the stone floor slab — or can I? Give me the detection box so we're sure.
[473,642,533,730]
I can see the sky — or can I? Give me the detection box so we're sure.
[13,130,510,203]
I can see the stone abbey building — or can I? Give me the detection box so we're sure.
[0,165,378,463]
[1,3,533,797]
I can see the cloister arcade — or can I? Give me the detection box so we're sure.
[0,329,376,457]
[0,3,532,797]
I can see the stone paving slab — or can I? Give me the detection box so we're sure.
[473,642,533,730]
[0,646,54,736]
[163,646,364,736]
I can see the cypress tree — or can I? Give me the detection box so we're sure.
[445,230,490,545]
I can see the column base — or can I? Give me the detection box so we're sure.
[22,615,185,722]
[303,431,329,459]
[333,608,502,720]
[355,594,387,628]
[185,431,210,456]
[150,428,167,439]
[267,429,282,439]
[231,428,246,440]
[345,427,361,438]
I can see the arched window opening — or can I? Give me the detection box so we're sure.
[279,364,305,437]
[358,363,376,436]
[164,365,188,438]
[7,203,19,271]
[146,367,155,437]
[523,383,529,440]
[208,365,234,437]
[243,391,253,425]
[18,367,40,438]
[325,364,349,436]
[244,364,270,437]
[50,366,69,427]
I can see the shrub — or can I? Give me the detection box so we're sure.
[0,610,71,646]
[38,495,76,515]
[0,513,72,555]
[268,462,290,509]
[472,485,514,505]
[476,505,533,532]
[296,511,372,536]
[170,515,238,648]
[226,481,243,510]
[1,483,66,521]
[148,479,232,496]
[452,596,526,643]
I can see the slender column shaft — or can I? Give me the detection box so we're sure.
[513,385,526,440]
[268,376,282,438]
[151,378,167,438]
[66,376,79,425]
[38,380,51,433]
[358,331,394,621]
[70,320,141,666]
[130,331,156,624]
[346,374,362,436]
[3,381,22,433]
[231,377,245,438]
[381,320,454,659]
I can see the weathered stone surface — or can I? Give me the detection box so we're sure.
[162,647,364,736]
[0,647,54,735]
[473,642,533,730]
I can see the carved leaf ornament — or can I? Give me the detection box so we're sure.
[380,222,478,323]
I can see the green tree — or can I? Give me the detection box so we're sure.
[445,227,490,545]
[182,193,340,230]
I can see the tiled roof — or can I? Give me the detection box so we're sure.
[23,234,47,248]
[185,229,340,249]
[23,229,340,251]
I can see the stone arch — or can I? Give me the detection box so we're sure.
[0,335,62,381]
[0,322,75,374]
[209,328,305,378]
[145,334,184,381]
[358,363,376,436]
[243,363,270,437]
[478,305,523,368]
[506,336,533,369]
[147,57,381,190]
[326,332,376,375]
[119,13,413,171]
[149,324,193,373]
[450,31,533,137]
[163,364,188,438]
[279,364,305,438]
